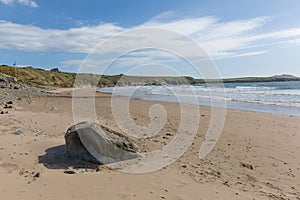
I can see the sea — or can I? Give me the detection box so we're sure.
[99,81,300,117]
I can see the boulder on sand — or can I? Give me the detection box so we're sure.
[65,121,140,164]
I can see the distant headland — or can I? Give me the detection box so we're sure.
[1,65,300,87]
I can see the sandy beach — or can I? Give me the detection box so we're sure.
[1,1,300,199]
[0,87,299,200]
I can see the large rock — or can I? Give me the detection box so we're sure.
[65,121,140,164]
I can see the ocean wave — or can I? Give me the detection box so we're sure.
[99,83,300,109]
[235,86,276,90]
[230,98,300,108]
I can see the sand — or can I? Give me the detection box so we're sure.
[0,89,299,199]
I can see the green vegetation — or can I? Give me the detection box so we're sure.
[1,65,299,87]
[0,65,194,87]
[0,65,128,87]
[0,65,77,87]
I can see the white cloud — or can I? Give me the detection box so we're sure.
[1,13,300,64]
[141,16,216,36]
[0,21,122,52]
[289,38,300,44]
[215,50,267,59]
[0,0,38,8]
[61,51,167,71]
[0,0,13,5]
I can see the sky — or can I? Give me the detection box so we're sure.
[0,0,300,78]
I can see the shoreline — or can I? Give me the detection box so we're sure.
[0,88,299,199]
[98,90,300,117]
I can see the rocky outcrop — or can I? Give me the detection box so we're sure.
[65,121,140,164]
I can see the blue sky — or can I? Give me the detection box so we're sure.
[0,0,300,78]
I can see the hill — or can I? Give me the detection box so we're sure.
[1,65,300,87]
[0,65,195,87]
[218,74,300,83]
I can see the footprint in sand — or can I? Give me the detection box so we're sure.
[18,168,41,183]
[0,162,20,173]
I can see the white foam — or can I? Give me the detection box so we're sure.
[99,82,300,109]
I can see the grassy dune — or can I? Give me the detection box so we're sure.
[1,65,299,87]
[0,65,77,87]
[0,65,195,87]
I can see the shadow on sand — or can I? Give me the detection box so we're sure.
[38,145,99,170]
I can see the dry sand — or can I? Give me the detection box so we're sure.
[0,90,299,199]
